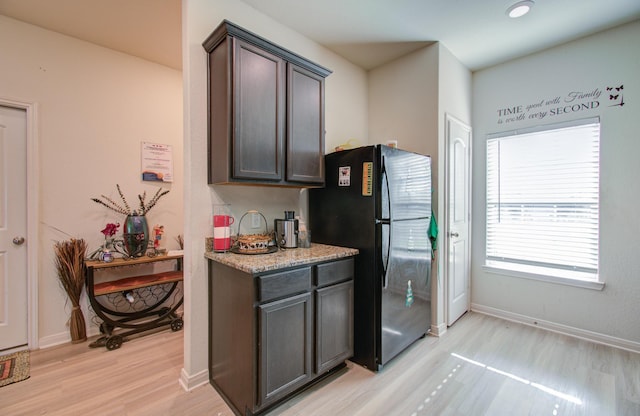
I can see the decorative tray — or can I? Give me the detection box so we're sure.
[230,245,278,255]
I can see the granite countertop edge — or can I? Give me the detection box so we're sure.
[204,243,358,274]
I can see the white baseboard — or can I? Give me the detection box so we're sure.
[38,326,101,350]
[179,367,209,392]
[38,331,73,349]
[430,322,448,337]
[471,303,640,354]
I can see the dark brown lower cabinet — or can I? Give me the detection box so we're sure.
[258,292,312,406]
[316,280,354,374]
[208,257,354,416]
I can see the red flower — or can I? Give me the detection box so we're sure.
[101,223,120,237]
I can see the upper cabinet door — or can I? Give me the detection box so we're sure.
[204,20,331,187]
[286,64,325,184]
[233,40,285,181]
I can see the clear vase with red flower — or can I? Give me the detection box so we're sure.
[100,222,120,262]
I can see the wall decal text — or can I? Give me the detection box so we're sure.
[496,84,625,125]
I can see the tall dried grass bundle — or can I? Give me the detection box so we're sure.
[54,238,88,343]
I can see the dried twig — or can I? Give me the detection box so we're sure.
[141,188,170,215]
[92,185,169,216]
[90,194,129,215]
[138,191,147,214]
[117,184,132,214]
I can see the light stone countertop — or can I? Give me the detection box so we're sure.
[204,243,358,274]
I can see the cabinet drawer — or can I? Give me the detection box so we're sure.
[316,258,354,287]
[258,267,312,303]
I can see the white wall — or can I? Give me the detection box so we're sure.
[437,45,472,130]
[368,44,439,154]
[183,0,368,386]
[471,20,640,350]
[0,15,184,347]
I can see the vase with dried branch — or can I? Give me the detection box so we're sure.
[54,238,88,343]
[92,185,169,257]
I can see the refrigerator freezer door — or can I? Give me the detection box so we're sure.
[380,217,432,366]
[380,146,431,221]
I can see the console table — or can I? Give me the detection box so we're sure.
[85,254,184,350]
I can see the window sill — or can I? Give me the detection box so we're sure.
[482,264,605,291]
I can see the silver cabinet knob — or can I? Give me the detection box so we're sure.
[449,232,459,238]
[13,236,25,245]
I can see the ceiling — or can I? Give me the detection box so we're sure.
[243,0,640,70]
[1,0,640,71]
[0,0,182,70]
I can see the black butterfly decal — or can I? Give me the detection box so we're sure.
[610,94,619,100]
[616,85,623,91]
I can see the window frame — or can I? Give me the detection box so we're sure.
[484,117,603,290]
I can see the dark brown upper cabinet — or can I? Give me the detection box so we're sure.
[203,20,331,187]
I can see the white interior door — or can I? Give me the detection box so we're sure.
[0,105,29,352]
[445,115,471,326]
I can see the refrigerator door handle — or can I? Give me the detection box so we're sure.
[381,155,391,219]
[376,219,391,288]
[383,222,391,289]
[380,157,392,289]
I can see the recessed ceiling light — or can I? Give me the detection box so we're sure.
[506,0,534,18]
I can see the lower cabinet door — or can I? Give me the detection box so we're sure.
[258,292,313,406]
[316,280,354,374]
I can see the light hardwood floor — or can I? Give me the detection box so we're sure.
[1,312,638,415]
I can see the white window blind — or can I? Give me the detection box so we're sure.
[486,118,600,280]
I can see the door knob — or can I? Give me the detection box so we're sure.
[13,236,25,245]
[449,232,459,238]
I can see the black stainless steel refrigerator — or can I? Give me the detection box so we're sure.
[309,145,432,371]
